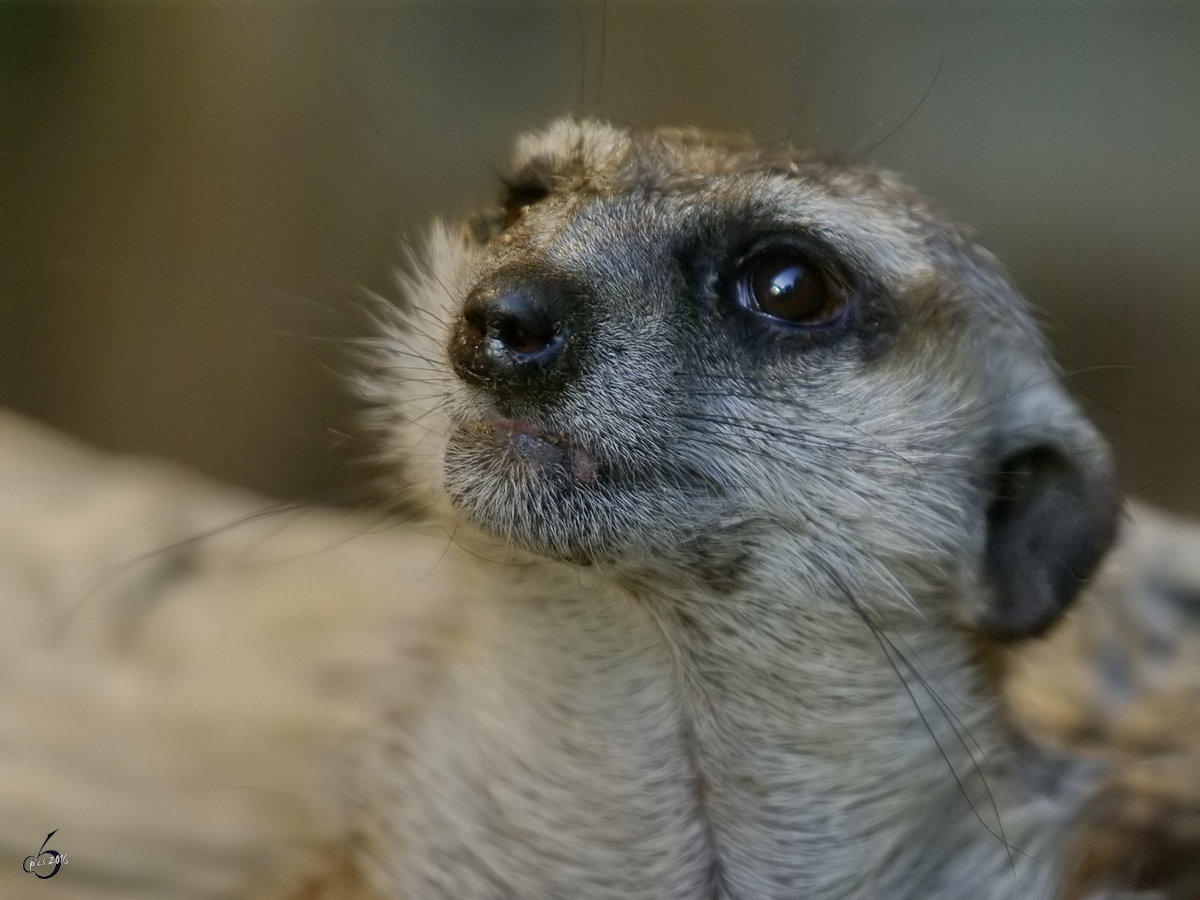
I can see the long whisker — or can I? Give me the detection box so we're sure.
[815,555,1024,869]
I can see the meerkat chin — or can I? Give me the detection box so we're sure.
[358,117,1124,899]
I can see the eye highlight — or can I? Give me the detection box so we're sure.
[736,250,847,327]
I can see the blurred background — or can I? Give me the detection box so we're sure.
[1,1,1198,513]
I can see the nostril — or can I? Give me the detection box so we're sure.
[476,291,565,360]
[494,313,559,357]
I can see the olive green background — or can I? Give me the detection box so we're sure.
[2,1,1198,513]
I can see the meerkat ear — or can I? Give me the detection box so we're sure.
[976,391,1121,640]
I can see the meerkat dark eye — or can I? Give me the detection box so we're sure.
[737,251,847,327]
[470,174,554,243]
[498,174,553,230]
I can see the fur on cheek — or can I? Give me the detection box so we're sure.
[362,222,478,509]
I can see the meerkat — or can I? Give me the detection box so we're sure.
[352,116,1123,900]
[1,117,1196,900]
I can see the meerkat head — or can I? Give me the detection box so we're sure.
[375,117,1119,640]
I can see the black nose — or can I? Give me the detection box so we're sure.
[450,279,575,396]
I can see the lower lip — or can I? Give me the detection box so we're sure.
[468,418,600,485]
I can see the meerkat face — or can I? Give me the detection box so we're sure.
[378,118,1117,637]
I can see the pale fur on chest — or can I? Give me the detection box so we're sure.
[360,533,1084,900]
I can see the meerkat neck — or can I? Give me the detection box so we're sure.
[379,548,1080,900]
[639,577,1078,900]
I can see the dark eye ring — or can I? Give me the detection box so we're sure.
[735,251,848,327]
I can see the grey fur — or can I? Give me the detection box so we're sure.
[359,119,1123,899]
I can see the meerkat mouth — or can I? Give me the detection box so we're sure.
[455,418,601,486]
